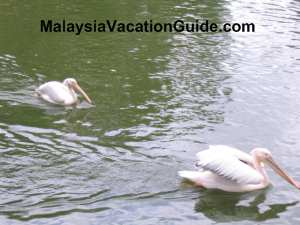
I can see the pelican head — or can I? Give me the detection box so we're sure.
[63,78,92,104]
[251,148,272,161]
[251,148,300,189]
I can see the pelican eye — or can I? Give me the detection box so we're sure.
[264,153,272,159]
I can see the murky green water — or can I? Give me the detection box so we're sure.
[0,0,300,224]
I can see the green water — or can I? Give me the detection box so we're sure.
[1,0,300,224]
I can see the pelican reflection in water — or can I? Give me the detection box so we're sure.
[178,145,300,192]
[194,190,298,223]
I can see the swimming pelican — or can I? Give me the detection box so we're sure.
[178,145,300,192]
[36,78,92,105]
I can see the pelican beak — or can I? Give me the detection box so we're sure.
[266,157,300,190]
[72,83,92,104]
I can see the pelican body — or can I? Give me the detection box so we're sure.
[36,78,92,106]
[178,145,300,192]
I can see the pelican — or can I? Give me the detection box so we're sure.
[36,78,92,105]
[178,145,300,192]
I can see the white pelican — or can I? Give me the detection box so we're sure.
[36,78,92,105]
[178,145,300,192]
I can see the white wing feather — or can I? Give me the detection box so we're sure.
[196,145,263,185]
[206,145,254,164]
[36,81,72,104]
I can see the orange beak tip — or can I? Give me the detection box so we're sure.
[292,180,300,189]
[88,100,95,106]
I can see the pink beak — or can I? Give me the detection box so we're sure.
[267,157,300,189]
[72,83,92,104]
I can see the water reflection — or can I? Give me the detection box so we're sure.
[195,190,298,223]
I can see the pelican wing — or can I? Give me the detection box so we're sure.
[37,81,70,104]
[196,146,263,185]
[207,145,254,165]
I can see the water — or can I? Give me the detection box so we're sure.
[0,0,300,224]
